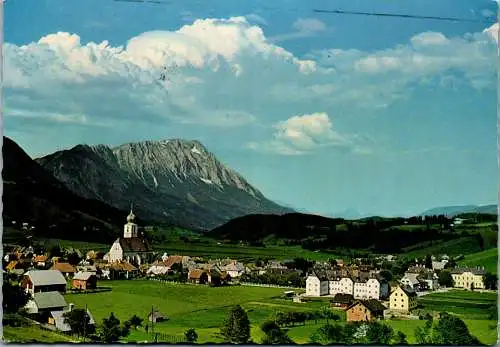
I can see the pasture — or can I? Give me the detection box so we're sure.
[458,247,497,273]
[64,280,330,343]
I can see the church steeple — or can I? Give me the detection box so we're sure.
[127,203,136,223]
[124,203,138,238]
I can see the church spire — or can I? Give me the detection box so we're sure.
[127,202,136,223]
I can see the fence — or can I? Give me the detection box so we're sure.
[239,282,303,289]
[151,332,186,344]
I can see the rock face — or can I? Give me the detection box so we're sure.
[36,139,291,230]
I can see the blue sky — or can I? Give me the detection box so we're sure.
[4,0,498,217]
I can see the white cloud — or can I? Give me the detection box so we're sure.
[247,112,361,155]
[4,17,497,153]
[270,18,329,42]
[292,18,327,33]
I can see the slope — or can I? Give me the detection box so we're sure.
[36,139,291,230]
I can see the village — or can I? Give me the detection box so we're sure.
[3,208,496,343]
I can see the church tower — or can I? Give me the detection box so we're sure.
[123,205,138,238]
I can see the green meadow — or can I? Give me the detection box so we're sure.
[458,248,498,273]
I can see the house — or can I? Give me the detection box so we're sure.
[72,272,98,290]
[22,270,67,294]
[400,273,423,291]
[223,261,246,278]
[417,272,439,291]
[51,262,76,278]
[34,255,48,268]
[305,272,329,296]
[389,286,417,313]
[432,260,448,271]
[331,293,355,309]
[104,208,155,266]
[108,261,138,279]
[24,291,68,316]
[188,269,209,284]
[329,276,354,296]
[450,267,487,290]
[346,299,386,322]
[353,277,388,300]
[148,310,167,323]
[147,262,170,276]
[48,306,96,332]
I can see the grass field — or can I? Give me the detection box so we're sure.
[2,325,77,343]
[401,237,484,260]
[458,248,497,273]
[64,280,329,343]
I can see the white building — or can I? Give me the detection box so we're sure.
[400,273,421,290]
[104,208,155,266]
[305,273,329,296]
[223,262,246,278]
[329,277,354,295]
[353,278,388,300]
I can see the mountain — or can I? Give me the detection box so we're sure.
[36,139,292,231]
[2,136,133,244]
[420,204,498,217]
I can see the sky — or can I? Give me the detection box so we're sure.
[4,0,499,217]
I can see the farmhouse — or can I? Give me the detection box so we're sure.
[72,272,97,290]
[48,306,96,332]
[148,310,167,323]
[346,299,386,322]
[34,255,48,268]
[24,291,68,315]
[450,267,487,290]
[104,208,155,266]
[51,262,76,278]
[223,261,246,278]
[22,270,67,294]
[331,293,355,309]
[147,262,170,276]
[389,286,417,313]
[400,273,423,291]
[188,269,209,284]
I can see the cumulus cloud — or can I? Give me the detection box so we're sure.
[247,112,363,155]
[4,16,497,155]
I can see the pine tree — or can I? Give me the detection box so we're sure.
[220,305,251,344]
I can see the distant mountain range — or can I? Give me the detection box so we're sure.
[36,139,292,231]
[2,136,129,243]
[420,204,498,217]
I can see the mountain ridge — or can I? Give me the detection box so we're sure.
[420,204,497,217]
[36,138,292,230]
[2,136,132,243]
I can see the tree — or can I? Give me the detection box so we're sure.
[393,331,408,345]
[483,272,497,290]
[366,322,393,344]
[220,305,251,344]
[127,315,143,330]
[184,328,198,343]
[63,308,92,337]
[261,321,293,344]
[433,313,480,345]
[99,313,130,343]
[310,324,345,345]
[424,254,432,269]
[2,280,31,314]
[378,270,393,282]
[438,270,453,287]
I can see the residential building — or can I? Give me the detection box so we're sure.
[400,273,422,291]
[432,260,448,271]
[389,286,417,312]
[329,277,354,296]
[148,310,167,323]
[346,299,386,322]
[104,208,155,266]
[353,277,388,300]
[72,272,97,290]
[223,261,246,278]
[305,272,329,296]
[22,270,67,295]
[450,267,487,290]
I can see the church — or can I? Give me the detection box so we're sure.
[104,208,155,266]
